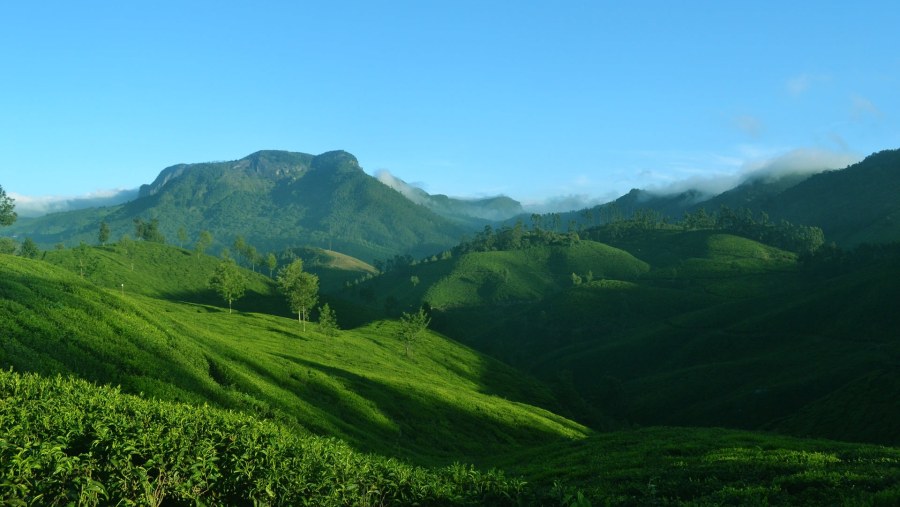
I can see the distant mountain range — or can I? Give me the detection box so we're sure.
[563,149,900,247]
[5,148,900,261]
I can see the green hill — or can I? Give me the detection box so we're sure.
[0,253,586,464]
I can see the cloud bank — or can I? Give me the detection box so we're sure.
[645,148,861,198]
[10,188,139,217]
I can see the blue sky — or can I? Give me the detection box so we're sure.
[2,1,899,213]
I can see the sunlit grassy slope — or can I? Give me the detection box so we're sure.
[0,253,586,465]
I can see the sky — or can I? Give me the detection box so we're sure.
[2,1,899,214]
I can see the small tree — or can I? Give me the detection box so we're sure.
[318,303,339,337]
[177,227,188,248]
[117,235,136,271]
[398,307,431,357]
[277,259,319,330]
[98,221,110,246]
[195,230,213,257]
[266,253,277,277]
[19,238,40,259]
[73,242,99,278]
[0,238,17,254]
[0,184,16,227]
[209,259,246,314]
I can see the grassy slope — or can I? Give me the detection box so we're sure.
[0,253,586,465]
[345,240,649,317]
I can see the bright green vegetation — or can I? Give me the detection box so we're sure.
[0,370,531,506]
[3,216,900,503]
[0,253,585,466]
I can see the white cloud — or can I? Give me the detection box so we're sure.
[644,147,861,197]
[9,188,138,217]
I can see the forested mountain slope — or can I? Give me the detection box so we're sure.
[6,150,471,262]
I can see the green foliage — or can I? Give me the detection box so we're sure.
[208,259,247,313]
[133,217,166,243]
[0,237,17,254]
[497,427,900,506]
[318,303,339,337]
[195,229,213,256]
[277,259,320,329]
[0,253,587,465]
[18,237,40,259]
[0,183,15,226]
[98,221,110,245]
[398,308,430,357]
[0,370,532,506]
[72,242,100,279]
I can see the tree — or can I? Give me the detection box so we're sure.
[0,184,16,226]
[398,307,430,357]
[19,238,39,259]
[177,227,188,248]
[318,303,339,337]
[117,235,136,271]
[208,259,246,314]
[73,242,99,278]
[277,259,319,330]
[195,230,213,257]
[98,221,110,246]
[266,253,277,277]
[133,218,165,243]
[0,238,17,254]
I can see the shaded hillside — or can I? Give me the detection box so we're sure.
[343,226,900,445]
[5,150,472,262]
[768,149,900,246]
[533,149,900,249]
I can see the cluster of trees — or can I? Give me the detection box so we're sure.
[584,205,826,255]
[132,218,166,243]
[681,206,825,254]
[454,223,580,255]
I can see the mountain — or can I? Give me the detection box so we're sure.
[375,169,524,223]
[5,150,475,262]
[766,149,900,246]
[544,149,900,248]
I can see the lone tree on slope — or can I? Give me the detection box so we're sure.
[209,259,246,314]
[277,259,319,331]
[398,307,431,357]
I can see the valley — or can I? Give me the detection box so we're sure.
[1,150,900,505]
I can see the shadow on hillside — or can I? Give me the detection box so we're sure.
[273,354,581,466]
[161,288,291,316]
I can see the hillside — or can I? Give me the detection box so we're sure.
[5,150,472,262]
[0,252,586,464]
[344,227,900,446]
